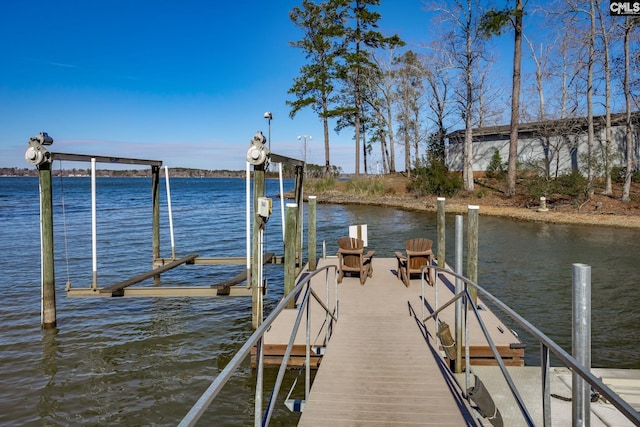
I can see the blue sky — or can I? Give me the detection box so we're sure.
[0,0,510,173]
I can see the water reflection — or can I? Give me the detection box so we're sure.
[38,328,61,423]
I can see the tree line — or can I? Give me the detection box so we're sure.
[287,0,639,200]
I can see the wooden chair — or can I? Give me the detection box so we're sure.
[337,237,375,285]
[395,238,434,287]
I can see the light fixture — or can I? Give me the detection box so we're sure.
[263,112,273,150]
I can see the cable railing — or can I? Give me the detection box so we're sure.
[419,264,640,426]
[179,265,339,427]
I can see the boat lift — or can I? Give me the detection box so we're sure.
[26,132,307,329]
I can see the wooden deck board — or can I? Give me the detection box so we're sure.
[293,258,475,426]
[263,257,523,425]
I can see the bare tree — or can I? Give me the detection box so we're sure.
[371,51,400,173]
[595,0,615,194]
[394,50,426,176]
[423,45,453,164]
[430,0,490,191]
[622,17,638,201]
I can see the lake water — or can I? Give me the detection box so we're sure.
[1,176,639,426]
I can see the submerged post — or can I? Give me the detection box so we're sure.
[467,205,479,307]
[152,165,161,277]
[308,196,317,271]
[25,132,56,328]
[572,263,591,427]
[284,203,298,309]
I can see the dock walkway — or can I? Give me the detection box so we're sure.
[264,257,522,426]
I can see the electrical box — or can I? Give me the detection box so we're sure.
[257,197,272,218]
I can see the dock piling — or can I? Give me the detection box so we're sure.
[39,161,57,329]
[455,215,463,373]
[284,203,298,309]
[308,196,317,271]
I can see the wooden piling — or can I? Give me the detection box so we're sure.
[39,162,57,329]
[252,164,265,329]
[294,166,304,273]
[467,205,479,307]
[308,196,317,271]
[284,203,298,309]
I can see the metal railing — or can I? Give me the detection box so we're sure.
[179,265,339,427]
[419,264,640,426]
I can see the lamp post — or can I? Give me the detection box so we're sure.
[263,112,273,151]
[297,135,312,177]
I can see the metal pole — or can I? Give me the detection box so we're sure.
[91,158,98,289]
[455,215,463,373]
[164,166,176,259]
[572,263,591,427]
[542,343,552,426]
[437,197,446,274]
[39,162,56,328]
[254,337,263,427]
[308,196,317,271]
[467,205,479,307]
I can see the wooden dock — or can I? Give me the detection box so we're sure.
[262,257,523,426]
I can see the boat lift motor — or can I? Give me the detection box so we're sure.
[25,132,54,166]
[246,131,270,167]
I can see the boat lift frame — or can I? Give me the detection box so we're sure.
[26,132,307,329]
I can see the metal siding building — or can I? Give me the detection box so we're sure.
[445,112,640,176]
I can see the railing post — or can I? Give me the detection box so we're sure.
[284,203,298,309]
[254,337,263,427]
[572,263,591,427]
[454,215,463,373]
[437,196,446,277]
[541,343,551,426]
[466,205,479,307]
[308,196,317,271]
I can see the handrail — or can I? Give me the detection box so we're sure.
[420,265,640,426]
[179,265,338,427]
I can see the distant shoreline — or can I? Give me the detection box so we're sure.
[311,192,640,229]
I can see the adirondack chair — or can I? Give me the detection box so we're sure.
[337,237,375,285]
[395,238,434,287]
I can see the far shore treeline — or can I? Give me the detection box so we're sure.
[0,166,328,179]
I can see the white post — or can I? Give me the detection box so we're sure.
[279,162,285,242]
[164,166,176,259]
[91,158,98,290]
[246,162,251,275]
